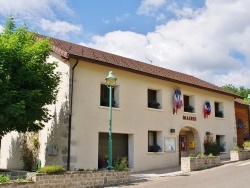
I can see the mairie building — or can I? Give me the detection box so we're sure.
[0,35,239,172]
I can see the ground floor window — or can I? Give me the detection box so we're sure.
[216,135,226,152]
[148,131,162,152]
[98,133,128,168]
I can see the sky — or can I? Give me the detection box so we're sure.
[0,0,250,88]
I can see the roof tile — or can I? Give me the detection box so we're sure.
[39,34,239,98]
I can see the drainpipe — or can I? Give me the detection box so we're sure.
[67,59,79,171]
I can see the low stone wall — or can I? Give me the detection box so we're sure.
[230,150,250,161]
[0,170,130,188]
[0,171,27,180]
[181,156,220,172]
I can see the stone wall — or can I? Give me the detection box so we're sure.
[0,170,130,188]
[181,157,220,172]
[235,100,249,147]
[230,150,250,161]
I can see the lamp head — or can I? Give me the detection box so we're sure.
[105,71,117,87]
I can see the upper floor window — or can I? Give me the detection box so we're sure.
[148,89,161,109]
[183,95,195,113]
[100,84,119,108]
[214,102,224,118]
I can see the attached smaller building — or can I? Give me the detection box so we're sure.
[235,98,250,147]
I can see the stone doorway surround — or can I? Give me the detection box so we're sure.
[178,126,201,163]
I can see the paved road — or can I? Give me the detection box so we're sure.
[111,160,250,188]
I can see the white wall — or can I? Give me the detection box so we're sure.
[0,131,23,169]
[38,52,71,168]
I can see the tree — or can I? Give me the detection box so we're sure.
[0,17,60,136]
[222,84,250,102]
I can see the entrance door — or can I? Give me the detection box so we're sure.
[180,135,187,151]
[179,135,187,163]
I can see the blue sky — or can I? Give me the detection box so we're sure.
[0,0,250,88]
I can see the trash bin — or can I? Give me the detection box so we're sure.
[36,159,41,171]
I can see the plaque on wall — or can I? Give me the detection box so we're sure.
[237,119,244,129]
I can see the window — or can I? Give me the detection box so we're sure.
[148,131,162,152]
[148,89,161,109]
[100,84,118,107]
[214,102,224,118]
[183,95,195,113]
[216,135,226,152]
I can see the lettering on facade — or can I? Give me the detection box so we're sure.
[183,115,197,121]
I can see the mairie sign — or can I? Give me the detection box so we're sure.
[183,115,196,121]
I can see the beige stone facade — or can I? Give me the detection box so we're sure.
[0,36,238,172]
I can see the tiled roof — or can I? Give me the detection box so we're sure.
[40,34,240,98]
[235,98,249,106]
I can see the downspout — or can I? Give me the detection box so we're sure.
[67,59,79,170]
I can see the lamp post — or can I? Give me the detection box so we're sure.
[105,71,117,169]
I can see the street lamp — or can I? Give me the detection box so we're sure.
[105,71,117,169]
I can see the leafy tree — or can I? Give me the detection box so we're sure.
[222,84,250,102]
[0,17,60,136]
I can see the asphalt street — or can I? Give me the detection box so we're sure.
[108,159,250,188]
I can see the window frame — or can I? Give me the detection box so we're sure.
[147,89,161,109]
[214,102,224,118]
[100,84,118,108]
[148,131,162,152]
[183,95,195,113]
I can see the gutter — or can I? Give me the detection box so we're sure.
[67,59,79,170]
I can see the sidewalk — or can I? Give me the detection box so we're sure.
[130,158,235,182]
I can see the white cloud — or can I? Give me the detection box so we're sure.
[116,13,130,22]
[40,19,82,38]
[156,13,166,22]
[0,0,74,21]
[137,0,166,16]
[0,0,79,39]
[83,0,250,88]
[80,31,148,62]
[102,19,110,24]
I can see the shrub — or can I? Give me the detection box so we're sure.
[0,174,10,183]
[208,153,214,157]
[20,132,40,171]
[196,153,205,159]
[204,141,224,156]
[233,146,243,151]
[243,141,250,148]
[114,157,128,171]
[188,153,196,157]
[37,165,65,174]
